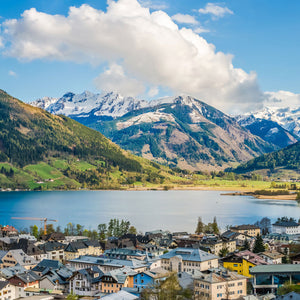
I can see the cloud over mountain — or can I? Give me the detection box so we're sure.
[1,0,263,113]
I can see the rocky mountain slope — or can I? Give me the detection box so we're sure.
[31,92,276,170]
[235,115,298,148]
[237,106,300,138]
[0,90,171,190]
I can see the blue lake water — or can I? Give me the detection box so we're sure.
[0,190,299,233]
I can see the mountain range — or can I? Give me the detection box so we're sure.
[31,91,277,171]
[0,90,173,190]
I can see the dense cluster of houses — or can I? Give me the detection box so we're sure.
[0,220,299,300]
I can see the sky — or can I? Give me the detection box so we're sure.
[0,0,300,113]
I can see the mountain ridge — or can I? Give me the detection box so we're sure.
[31,91,278,171]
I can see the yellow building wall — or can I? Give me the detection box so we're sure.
[223,259,255,278]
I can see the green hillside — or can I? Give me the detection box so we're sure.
[233,141,300,174]
[0,90,174,190]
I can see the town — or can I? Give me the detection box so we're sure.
[0,217,299,300]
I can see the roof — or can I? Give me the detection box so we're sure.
[69,255,147,269]
[39,241,66,252]
[0,265,27,279]
[193,269,247,283]
[65,240,101,252]
[0,281,9,290]
[33,259,64,273]
[102,267,137,284]
[11,270,40,283]
[234,250,268,265]
[69,267,103,283]
[250,264,300,274]
[260,250,284,260]
[230,225,260,231]
[160,248,218,262]
[1,225,18,232]
[272,221,300,227]
[7,249,38,266]
[100,290,138,300]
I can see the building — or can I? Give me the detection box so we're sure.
[68,255,148,273]
[8,270,40,298]
[130,268,169,290]
[259,250,284,264]
[100,267,137,295]
[100,290,138,299]
[221,230,254,247]
[1,249,38,269]
[194,269,247,300]
[1,226,18,237]
[250,264,300,294]
[160,248,219,273]
[230,225,261,237]
[222,251,268,278]
[0,281,15,300]
[64,240,102,260]
[68,266,103,296]
[200,237,236,256]
[104,248,146,261]
[291,253,300,265]
[272,221,300,235]
[38,242,66,262]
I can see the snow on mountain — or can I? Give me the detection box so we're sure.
[31,96,58,110]
[237,106,300,137]
[31,91,149,118]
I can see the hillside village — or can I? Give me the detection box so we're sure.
[0,218,299,300]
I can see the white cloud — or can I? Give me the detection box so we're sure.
[199,3,233,19]
[264,91,300,108]
[8,70,17,76]
[94,63,145,96]
[172,13,198,25]
[148,86,159,97]
[194,27,210,34]
[1,0,262,113]
[138,0,168,10]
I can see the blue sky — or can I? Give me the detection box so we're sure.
[0,0,299,113]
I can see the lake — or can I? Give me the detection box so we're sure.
[0,190,299,233]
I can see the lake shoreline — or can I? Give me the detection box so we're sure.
[1,185,298,201]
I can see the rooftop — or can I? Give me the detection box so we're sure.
[250,264,300,274]
[160,247,218,262]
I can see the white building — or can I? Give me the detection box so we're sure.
[272,221,300,235]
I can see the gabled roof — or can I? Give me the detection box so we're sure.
[32,259,64,273]
[0,281,9,290]
[68,266,103,283]
[0,265,27,279]
[65,240,101,252]
[10,270,40,283]
[39,241,66,252]
[102,267,137,284]
[230,225,260,231]
[7,249,37,266]
[160,247,218,262]
[0,250,7,262]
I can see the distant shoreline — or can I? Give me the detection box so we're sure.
[1,185,299,201]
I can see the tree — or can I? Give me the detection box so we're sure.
[128,226,137,235]
[282,247,289,263]
[76,224,83,236]
[212,216,219,234]
[195,217,204,234]
[46,224,55,234]
[241,239,250,251]
[30,225,39,239]
[98,223,107,241]
[253,234,265,253]
[219,247,229,257]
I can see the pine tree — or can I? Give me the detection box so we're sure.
[241,239,250,251]
[195,217,204,234]
[212,216,219,234]
[253,234,265,253]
